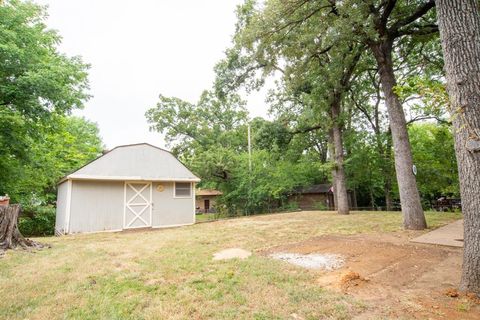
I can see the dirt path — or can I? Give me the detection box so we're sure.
[264,232,480,319]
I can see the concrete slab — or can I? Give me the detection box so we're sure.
[411,219,463,247]
[270,252,344,270]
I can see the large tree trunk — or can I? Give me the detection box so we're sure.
[331,101,350,215]
[0,204,49,256]
[436,0,480,295]
[328,129,338,211]
[370,41,427,230]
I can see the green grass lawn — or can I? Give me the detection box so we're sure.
[0,211,461,319]
[195,212,218,222]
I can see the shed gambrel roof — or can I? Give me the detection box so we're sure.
[60,143,200,183]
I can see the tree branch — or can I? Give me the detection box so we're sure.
[264,6,325,38]
[309,44,334,61]
[290,124,324,135]
[380,0,397,27]
[406,115,451,125]
[397,24,439,37]
[390,0,436,35]
[351,93,378,132]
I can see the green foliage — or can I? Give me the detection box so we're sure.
[216,0,453,212]
[0,0,96,208]
[146,0,457,215]
[217,150,328,215]
[146,91,248,152]
[146,89,330,215]
[395,76,450,123]
[344,130,391,206]
[0,116,103,205]
[18,205,56,236]
[409,123,459,200]
[0,0,90,121]
[312,201,328,211]
[344,122,458,207]
[278,201,299,212]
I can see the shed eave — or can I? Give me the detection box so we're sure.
[58,175,200,184]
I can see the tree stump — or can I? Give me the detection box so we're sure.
[0,204,49,256]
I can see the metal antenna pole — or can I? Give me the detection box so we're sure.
[247,123,253,215]
[248,124,252,173]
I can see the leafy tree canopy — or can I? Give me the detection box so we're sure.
[0,0,96,206]
[0,0,90,122]
[0,115,104,205]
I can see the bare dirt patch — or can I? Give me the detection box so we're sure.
[340,271,369,291]
[265,232,480,319]
[212,248,252,260]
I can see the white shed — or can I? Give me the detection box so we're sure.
[55,143,200,234]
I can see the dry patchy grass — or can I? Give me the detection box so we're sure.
[0,211,461,319]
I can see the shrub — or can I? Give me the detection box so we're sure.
[313,201,328,210]
[18,205,56,236]
[279,201,299,212]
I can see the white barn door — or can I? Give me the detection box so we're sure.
[124,182,152,229]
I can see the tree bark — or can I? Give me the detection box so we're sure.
[331,101,350,215]
[374,126,393,211]
[370,188,375,210]
[436,0,480,295]
[384,132,394,211]
[328,129,338,211]
[384,179,393,211]
[0,204,49,256]
[325,50,361,215]
[370,41,427,229]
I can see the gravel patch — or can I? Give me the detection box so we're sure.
[270,252,344,270]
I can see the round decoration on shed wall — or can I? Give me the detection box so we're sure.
[156,184,165,192]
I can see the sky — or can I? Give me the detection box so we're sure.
[37,0,270,148]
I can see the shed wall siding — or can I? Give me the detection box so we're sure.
[152,182,194,227]
[55,181,68,234]
[69,180,124,233]
[65,180,194,234]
